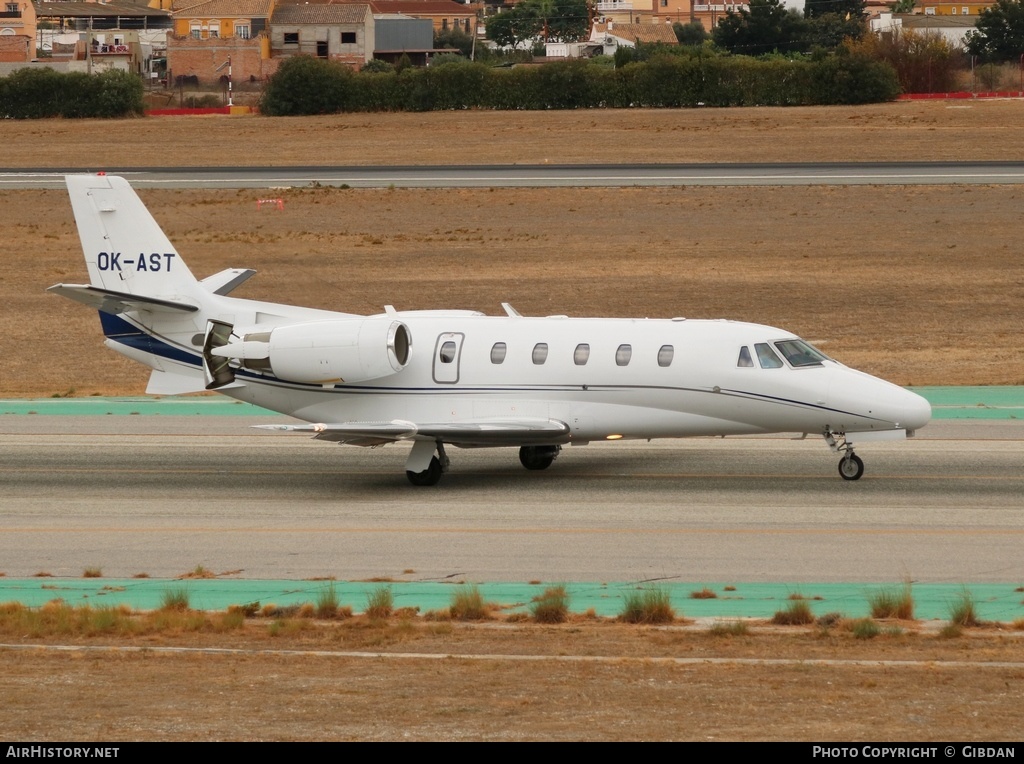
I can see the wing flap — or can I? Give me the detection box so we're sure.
[253,418,570,446]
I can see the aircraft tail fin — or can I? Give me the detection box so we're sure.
[65,174,199,300]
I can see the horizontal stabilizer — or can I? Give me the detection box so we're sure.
[200,268,257,296]
[48,283,198,315]
[254,418,571,446]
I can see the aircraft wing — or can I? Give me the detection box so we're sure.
[253,418,571,447]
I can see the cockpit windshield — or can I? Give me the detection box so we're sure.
[774,339,830,367]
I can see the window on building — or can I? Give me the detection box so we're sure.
[316,40,328,57]
[442,18,448,30]
[235,22,251,39]
[615,344,632,366]
[341,31,356,44]
[190,21,202,39]
[532,343,548,365]
[208,20,219,38]
[4,3,18,12]
[574,343,590,366]
[490,342,507,364]
[283,32,298,45]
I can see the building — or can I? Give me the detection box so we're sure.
[270,0,373,66]
[167,0,274,83]
[0,0,36,62]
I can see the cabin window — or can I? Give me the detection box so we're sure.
[341,31,356,44]
[774,339,828,368]
[490,342,506,364]
[615,344,632,367]
[737,346,754,367]
[574,343,590,366]
[657,345,674,367]
[532,343,548,365]
[439,341,457,364]
[755,343,784,369]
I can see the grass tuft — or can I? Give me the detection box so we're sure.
[316,583,341,619]
[160,586,190,612]
[948,588,981,627]
[939,623,963,639]
[708,620,749,637]
[530,585,569,624]
[690,587,718,599]
[82,567,102,578]
[179,564,216,580]
[619,587,675,624]
[771,599,815,626]
[365,584,393,620]
[450,585,489,621]
[868,583,915,620]
[850,618,880,639]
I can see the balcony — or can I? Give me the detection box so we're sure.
[595,1,633,10]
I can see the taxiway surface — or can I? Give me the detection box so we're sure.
[2,418,1021,583]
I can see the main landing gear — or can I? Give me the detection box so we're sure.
[404,442,564,485]
[405,440,449,486]
[519,445,561,471]
[824,430,865,481]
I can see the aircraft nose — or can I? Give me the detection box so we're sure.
[900,388,932,432]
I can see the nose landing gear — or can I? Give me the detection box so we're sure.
[824,430,865,481]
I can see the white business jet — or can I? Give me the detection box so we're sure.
[49,175,930,485]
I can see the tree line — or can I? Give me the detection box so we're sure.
[260,50,899,115]
[0,68,143,119]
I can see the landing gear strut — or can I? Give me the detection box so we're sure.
[406,441,449,486]
[824,430,865,481]
[519,445,561,471]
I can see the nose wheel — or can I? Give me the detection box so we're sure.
[838,452,864,481]
[824,430,865,481]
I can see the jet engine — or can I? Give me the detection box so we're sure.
[206,318,411,386]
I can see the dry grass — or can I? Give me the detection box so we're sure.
[619,587,676,624]
[868,583,915,620]
[530,585,570,624]
[82,567,102,578]
[449,585,490,621]
[365,584,394,620]
[771,600,816,626]
[948,589,982,627]
[690,588,718,600]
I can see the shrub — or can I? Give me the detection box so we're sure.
[619,587,675,624]
[316,583,341,619]
[850,618,880,639]
[530,585,569,624]
[948,589,981,627]
[365,585,393,619]
[868,583,914,620]
[82,567,102,578]
[771,599,815,625]
[160,587,190,612]
[690,588,717,599]
[450,585,489,621]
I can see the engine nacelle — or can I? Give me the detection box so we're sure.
[212,318,411,384]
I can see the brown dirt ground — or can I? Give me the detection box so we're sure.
[2,104,1024,741]
[2,617,1024,741]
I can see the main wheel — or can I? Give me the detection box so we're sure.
[519,445,560,471]
[838,453,864,481]
[407,456,442,486]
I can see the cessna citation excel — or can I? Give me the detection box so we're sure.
[50,175,931,485]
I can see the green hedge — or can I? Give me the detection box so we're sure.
[0,68,144,119]
[261,52,899,115]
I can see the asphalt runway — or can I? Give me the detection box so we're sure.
[5,162,1024,189]
[1,417,1021,584]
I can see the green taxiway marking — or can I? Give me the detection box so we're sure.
[1,580,1021,621]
